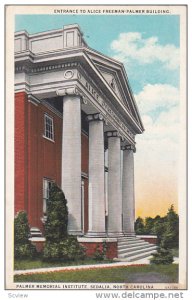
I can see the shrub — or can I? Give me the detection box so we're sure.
[135,217,146,234]
[43,183,85,261]
[150,247,174,265]
[43,236,85,261]
[93,242,108,261]
[161,205,179,249]
[44,183,68,242]
[14,211,36,258]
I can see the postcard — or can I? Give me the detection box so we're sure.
[5,3,188,297]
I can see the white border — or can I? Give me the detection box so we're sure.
[2,0,191,299]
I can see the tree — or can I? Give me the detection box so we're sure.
[145,217,155,234]
[151,216,167,245]
[43,183,85,261]
[135,217,145,234]
[150,247,174,265]
[150,205,179,265]
[14,211,36,258]
[44,183,68,242]
[161,205,179,249]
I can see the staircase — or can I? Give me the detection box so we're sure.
[117,236,158,262]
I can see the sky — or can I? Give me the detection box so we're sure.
[15,14,180,219]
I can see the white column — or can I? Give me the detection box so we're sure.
[61,94,82,235]
[107,131,123,236]
[87,113,106,236]
[122,145,135,234]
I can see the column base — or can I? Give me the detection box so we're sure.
[107,231,124,237]
[123,231,136,236]
[85,231,107,237]
[68,230,84,236]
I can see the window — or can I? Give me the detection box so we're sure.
[44,114,54,141]
[42,178,53,219]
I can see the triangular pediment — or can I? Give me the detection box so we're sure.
[95,65,129,107]
[86,50,143,129]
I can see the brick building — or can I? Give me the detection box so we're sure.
[14,24,157,259]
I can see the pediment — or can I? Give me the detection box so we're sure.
[96,65,128,107]
[86,50,143,129]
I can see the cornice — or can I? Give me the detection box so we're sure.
[14,49,143,134]
[28,94,41,106]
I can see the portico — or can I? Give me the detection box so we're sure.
[14,24,144,255]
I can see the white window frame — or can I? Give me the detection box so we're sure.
[43,113,54,141]
[42,178,54,221]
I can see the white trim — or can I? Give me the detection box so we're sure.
[28,94,41,106]
[44,113,54,141]
[77,237,117,243]
[82,129,88,137]
[136,235,157,239]
[15,47,143,133]
[81,180,85,234]
[42,135,55,143]
[81,172,88,179]
[88,183,93,232]
[29,237,46,242]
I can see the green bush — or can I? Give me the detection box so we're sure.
[135,217,146,234]
[93,242,108,261]
[150,247,174,265]
[43,236,85,261]
[14,244,36,258]
[44,183,68,242]
[43,183,86,261]
[161,205,179,249]
[14,211,36,258]
[93,245,104,261]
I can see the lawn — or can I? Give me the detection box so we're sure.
[14,258,113,270]
[14,264,178,283]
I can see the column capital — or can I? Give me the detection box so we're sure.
[105,130,121,139]
[122,144,136,153]
[56,87,88,104]
[56,87,78,96]
[86,113,104,122]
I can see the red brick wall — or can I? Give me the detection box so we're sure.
[80,242,118,259]
[15,92,28,213]
[81,132,89,174]
[30,240,45,253]
[83,178,89,233]
[28,103,62,230]
[15,92,90,232]
[140,237,158,245]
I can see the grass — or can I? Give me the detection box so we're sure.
[14,257,113,270]
[14,264,178,283]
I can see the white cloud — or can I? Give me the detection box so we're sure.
[135,83,179,114]
[134,83,180,194]
[111,32,179,70]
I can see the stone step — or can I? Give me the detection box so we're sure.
[118,239,147,246]
[118,243,156,254]
[118,236,140,241]
[118,241,149,250]
[118,249,157,262]
[118,246,158,259]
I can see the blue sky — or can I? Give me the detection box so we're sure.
[15,14,180,217]
[16,14,179,94]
